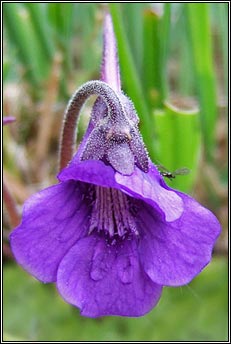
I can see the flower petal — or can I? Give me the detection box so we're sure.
[116,163,184,221]
[10,181,90,283]
[101,13,121,91]
[138,193,221,286]
[57,235,162,317]
[58,160,117,188]
[59,160,183,221]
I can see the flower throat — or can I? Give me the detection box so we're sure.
[89,186,138,239]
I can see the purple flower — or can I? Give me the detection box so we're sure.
[3,116,16,126]
[10,14,221,318]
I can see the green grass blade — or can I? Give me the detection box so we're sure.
[122,3,148,76]
[47,3,75,72]
[158,3,171,100]
[3,58,11,82]
[109,3,155,158]
[46,3,60,32]
[178,13,195,95]
[3,3,49,85]
[217,3,228,99]
[142,4,171,109]
[24,3,54,61]
[78,4,99,74]
[154,103,201,192]
[56,3,75,39]
[3,3,38,85]
[143,9,162,108]
[186,3,217,160]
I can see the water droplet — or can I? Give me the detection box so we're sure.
[117,255,134,284]
[90,249,114,281]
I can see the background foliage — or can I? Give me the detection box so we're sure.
[3,3,228,341]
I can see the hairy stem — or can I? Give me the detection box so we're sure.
[59,80,123,170]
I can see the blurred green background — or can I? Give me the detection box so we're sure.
[3,3,228,341]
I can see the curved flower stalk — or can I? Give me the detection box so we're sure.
[10,14,221,318]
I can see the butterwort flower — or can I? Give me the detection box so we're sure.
[10,14,221,318]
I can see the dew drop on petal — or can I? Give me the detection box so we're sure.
[117,255,134,284]
[90,247,114,281]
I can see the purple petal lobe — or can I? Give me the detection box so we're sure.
[58,160,117,189]
[107,142,135,175]
[10,181,90,282]
[59,160,183,221]
[101,13,121,91]
[116,163,184,221]
[138,194,221,286]
[57,235,162,317]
